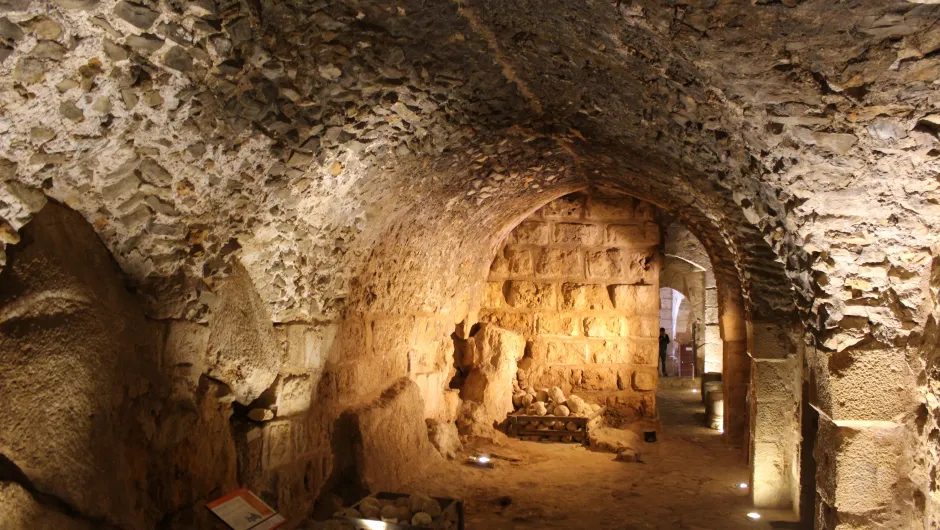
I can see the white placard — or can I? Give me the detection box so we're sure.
[206,489,286,530]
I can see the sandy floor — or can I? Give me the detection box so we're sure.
[410,385,797,530]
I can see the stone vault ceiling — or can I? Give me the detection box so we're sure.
[0,0,937,348]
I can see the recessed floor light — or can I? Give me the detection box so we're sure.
[746,512,761,520]
[467,454,494,468]
[359,520,390,530]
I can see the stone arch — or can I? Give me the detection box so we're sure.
[0,1,933,528]
[658,286,693,375]
[662,224,719,376]
[343,159,806,514]
[2,137,812,522]
[661,256,708,374]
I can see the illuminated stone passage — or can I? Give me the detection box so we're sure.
[0,1,938,529]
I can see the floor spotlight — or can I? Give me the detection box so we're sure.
[746,512,761,520]
[359,520,390,530]
[467,454,494,468]
[738,483,748,489]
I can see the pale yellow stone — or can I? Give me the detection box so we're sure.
[560,283,611,311]
[509,221,550,245]
[506,280,556,309]
[536,248,583,277]
[553,223,599,245]
[583,316,624,338]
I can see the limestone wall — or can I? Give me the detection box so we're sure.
[0,0,936,526]
[0,202,444,529]
[481,193,661,416]
[314,313,459,422]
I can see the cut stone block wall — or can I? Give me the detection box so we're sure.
[482,193,661,416]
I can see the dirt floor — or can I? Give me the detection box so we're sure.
[408,384,799,530]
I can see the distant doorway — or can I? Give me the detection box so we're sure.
[659,287,692,377]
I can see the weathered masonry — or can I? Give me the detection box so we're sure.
[482,193,662,416]
[0,1,939,529]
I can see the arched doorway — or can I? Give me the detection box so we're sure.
[403,189,804,527]
[658,287,693,377]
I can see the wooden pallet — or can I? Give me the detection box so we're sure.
[507,407,603,444]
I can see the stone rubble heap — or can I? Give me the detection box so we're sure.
[333,493,455,529]
[511,384,602,441]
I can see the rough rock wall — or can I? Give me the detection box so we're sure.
[0,0,937,527]
[0,202,236,528]
[0,202,359,528]
[481,193,661,416]
[913,255,940,527]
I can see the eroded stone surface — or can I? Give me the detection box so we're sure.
[207,263,280,405]
[0,0,936,527]
[0,481,94,530]
[0,203,240,529]
[427,419,461,460]
[340,378,443,492]
[459,323,526,426]
[483,193,661,417]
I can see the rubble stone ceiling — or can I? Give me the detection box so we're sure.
[0,0,937,348]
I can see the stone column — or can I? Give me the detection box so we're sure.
[749,347,799,511]
[684,270,706,375]
[703,270,722,373]
[748,322,800,511]
[723,339,749,443]
[810,343,914,529]
[719,283,748,445]
[814,417,907,529]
